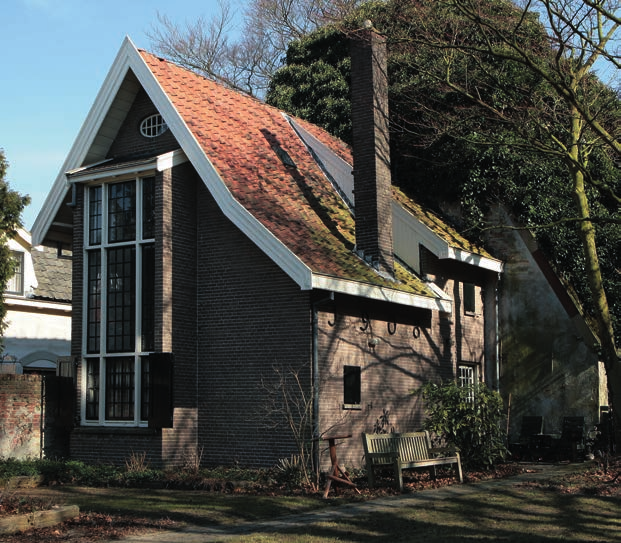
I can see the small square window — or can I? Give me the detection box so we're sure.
[463,283,476,314]
[343,365,361,408]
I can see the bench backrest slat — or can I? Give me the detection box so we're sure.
[398,432,429,461]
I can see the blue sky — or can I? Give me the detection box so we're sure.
[1,0,241,230]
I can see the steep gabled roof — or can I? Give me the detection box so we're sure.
[32,38,496,312]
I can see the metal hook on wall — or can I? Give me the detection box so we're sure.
[328,302,337,327]
[360,312,370,332]
[387,321,397,335]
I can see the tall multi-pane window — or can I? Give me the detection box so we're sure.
[6,251,24,295]
[83,177,155,424]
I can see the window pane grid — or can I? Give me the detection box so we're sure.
[141,244,155,352]
[89,186,102,245]
[84,177,155,425]
[86,251,101,354]
[108,181,136,243]
[106,247,136,353]
[105,357,135,420]
[141,357,150,421]
[85,359,100,420]
[459,365,475,403]
[6,251,24,295]
[140,114,168,138]
[142,177,155,239]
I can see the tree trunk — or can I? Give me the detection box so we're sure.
[569,110,620,447]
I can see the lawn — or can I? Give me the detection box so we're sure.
[1,459,620,542]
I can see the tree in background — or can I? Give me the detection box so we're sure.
[409,0,620,443]
[267,0,620,438]
[148,0,364,97]
[0,150,30,350]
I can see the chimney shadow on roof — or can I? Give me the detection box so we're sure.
[260,129,355,252]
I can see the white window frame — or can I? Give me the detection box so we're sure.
[140,114,168,138]
[81,174,155,427]
[6,251,24,296]
[463,282,477,315]
[458,364,476,403]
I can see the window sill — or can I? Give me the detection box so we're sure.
[342,404,362,411]
[75,426,158,436]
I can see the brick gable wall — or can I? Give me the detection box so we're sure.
[196,183,313,467]
[69,110,200,467]
[107,88,179,158]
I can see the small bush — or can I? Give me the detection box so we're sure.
[420,381,508,470]
[125,450,149,473]
[274,455,307,488]
[181,446,204,476]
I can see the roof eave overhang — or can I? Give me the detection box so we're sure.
[311,274,453,313]
[445,246,504,273]
[6,297,72,313]
[394,204,503,273]
[66,149,188,182]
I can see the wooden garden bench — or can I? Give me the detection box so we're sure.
[362,431,463,491]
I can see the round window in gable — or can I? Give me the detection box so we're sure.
[140,114,168,138]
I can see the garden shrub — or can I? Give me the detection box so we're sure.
[420,381,508,469]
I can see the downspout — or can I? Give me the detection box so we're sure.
[495,272,501,393]
[311,292,333,479]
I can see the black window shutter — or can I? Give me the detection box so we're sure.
[54,356,77,426]
[148,352,174,429]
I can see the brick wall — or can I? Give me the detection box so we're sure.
[0,374,77,460]
[420,247,491,375]
[70,427,162,465]
[196,183,313,467]
[161,162,199,465]
[316,295,453,470]
[0,374,42,458]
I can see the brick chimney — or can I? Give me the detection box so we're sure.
[350,23,394,277]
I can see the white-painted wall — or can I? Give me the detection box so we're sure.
[2,230,71,372]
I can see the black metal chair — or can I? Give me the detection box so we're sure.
[557,416,586,462]
[511,416,544,460]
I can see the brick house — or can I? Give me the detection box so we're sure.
[32,33,502,470]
